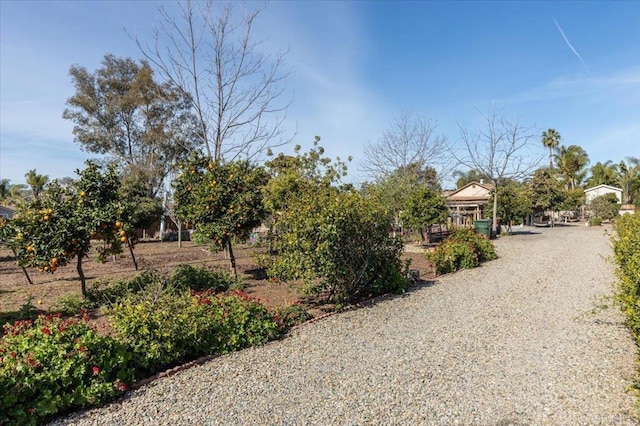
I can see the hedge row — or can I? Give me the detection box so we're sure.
[613,214,640,351]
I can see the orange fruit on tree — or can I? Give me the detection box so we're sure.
[120,236,127,243]
[115,220,122,229]
[119,230,126,237]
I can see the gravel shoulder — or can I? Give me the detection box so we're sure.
[53,224,639,425]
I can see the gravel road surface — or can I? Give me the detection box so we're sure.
[53,224,638,425]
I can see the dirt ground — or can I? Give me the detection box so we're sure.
[0,240,435,320]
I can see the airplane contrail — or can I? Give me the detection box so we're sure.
[554,18,592,76]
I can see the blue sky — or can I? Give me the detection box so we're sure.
[1,1,639,189]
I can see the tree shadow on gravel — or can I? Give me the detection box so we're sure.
[350,279,440,311]
[407,279,438,293]
[502,229,541,236]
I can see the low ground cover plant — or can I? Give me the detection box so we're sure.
[170,263,240,293]
[273,304,314,330]
[0,313,135,425]
[86,264,238,308]
[109,287,279,375]
[427,227,497,275]
[0,265,278,425]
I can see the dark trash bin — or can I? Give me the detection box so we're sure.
[474,219,492,238]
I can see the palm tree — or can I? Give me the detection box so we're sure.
[0,179,10,204]
[542,129,561,170]
[586,161,619,187]
[0,179,27,206]
[24,169,49,199]
[554,145,589,190]
[617,157,640,205]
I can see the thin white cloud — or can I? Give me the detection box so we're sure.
[499,67,640,104]
[254,2,392,182]
[554,18,592,76]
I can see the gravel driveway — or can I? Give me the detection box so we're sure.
[53,224,638,425]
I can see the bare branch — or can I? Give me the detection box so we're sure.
[451,107,544,233]
[135,0,293,161]
[360,112,450,181]
[452,107,542,182]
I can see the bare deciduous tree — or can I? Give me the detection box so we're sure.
[136,0,292,161]
[453,108,543,233]
[360,112,449,180]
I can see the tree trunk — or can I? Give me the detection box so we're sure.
[12,247,34,285]
[77,255,87,297]
[227,238,237,278]
[127,238,138,270]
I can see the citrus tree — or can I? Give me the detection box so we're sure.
[263,139,350,213]
[402,187,448,243]
[268,189,407,304]
[172,155,268,276]
[6,161,132,296]
[497,180,532,233]
[527,168,567,215]
[263,141,407,304]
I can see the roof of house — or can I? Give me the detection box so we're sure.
[445,181,493,203]
[584,184,622,193]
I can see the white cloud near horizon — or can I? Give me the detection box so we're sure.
[500,66,640,105]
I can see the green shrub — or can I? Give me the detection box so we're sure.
[87,266,239,307]
[448,227,497,262]
[427,240,479,275]
[53,294,96,316]
[214,291,280,352]
[0,270,274,424]
[0,314,134,425]
[426,227,498,275]
[108,289,278,374]
[589,217,603,226]
[268,191,409,303]
[274,304,314,330]
[590,193,620,221]
[613,214,640,339]
[170,264,237,293]
[86,270,162,306]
